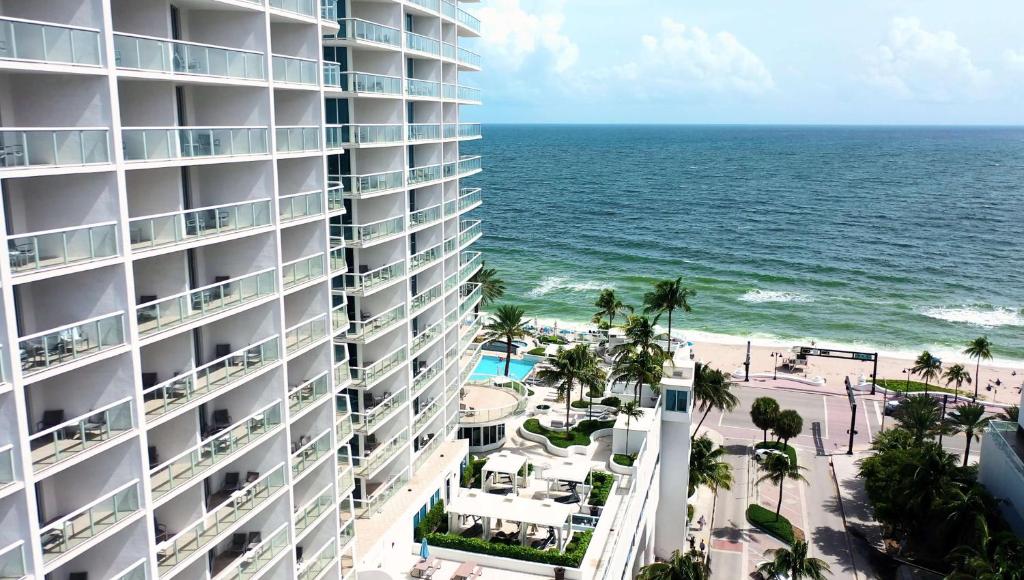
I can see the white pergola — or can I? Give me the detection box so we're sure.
[447,490,575,551]
[541,458,592,503]
[481,451,528,495]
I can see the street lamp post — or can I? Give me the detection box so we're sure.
[771,352,782,380]
[903,368,912,394]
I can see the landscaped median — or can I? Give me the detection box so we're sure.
[746,504,803,544]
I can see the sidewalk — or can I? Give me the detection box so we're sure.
[831,453,886,579]
[688,429,723,560]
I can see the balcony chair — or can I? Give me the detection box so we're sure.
[137,296,158,323]
[36,410,65,433]
[209,409,232,434]
[80,412,107,440]
[141,372,159,391]
[154,521,170,543]
[245,531,261,551]
[222,472,242,493]
[213,275,232,299]
[8,240,35,269]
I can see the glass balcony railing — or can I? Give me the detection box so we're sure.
[355,388,408,433]
[343,260,405,295]
[408,163,441,185]
[0,16,102,66]
[39,479,141,562]
[414,398,442,433]
[272,54,318,85]
[409,204,442,228]
[282,253,325,290]
[441,0,457,20]
[137,269,276,337]
[111,558,147,580]
[442,123,458,140]
[460,219,482,246]
[320,0,338,22]
[337,453,354,493]
[0,541,27,580]
[351,346,407,388]
[459,155,482,175]
[458,123,482,138]
[326,71,403,96]
[341,215,405,247]
[8,222,118,274]
[460,251,483,282]
[216,522,290,580]
[333,170,404,198]
[122,127,269,161]
[285,315,328,354]
[289,372,330,414]
[408,123,441,142]
[460,283,483,318]
[20,312,125,375]
[406,0,441,12]
[406,78,440,98]
[325,124,403,148]
[327,186,344,212]
[114,33,264,80]
[142,337,280,420]
[270,0,316,18]
[0,128,110,169]
[410,282,443,313]
[411,321,443,355]
[457,85,482,102]
[322,62,340,86]
[443,237,458,258]
[276,127,320,153]
[441,41,456,60]
[415,434,443,473]
[0,445,14,488]
[130,199,272,251]
[156,465,286,572]
[333,359,352,388]
[406,32,440,56]
[330,18,401,48]
[409,244,442,272]
[279,190,323,222]
[460,187,483,211]
[347,304,405,343]
[150,400,283,499]
[412,357,443,395]
[442,83,456,100]
[29,397,134,471]
[339,519,355,549]
[291,429,332,478]
[298,540,337,580]
[355,470,407,515]
[457,46,481,68]
[294,485,334,535]
[331,303,350,334]
[457,8,482,34]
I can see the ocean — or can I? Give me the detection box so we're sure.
[460,125,1024,363]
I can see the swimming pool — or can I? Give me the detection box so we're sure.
[471,355,536,381]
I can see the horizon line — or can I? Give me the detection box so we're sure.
[474,121,1024,128]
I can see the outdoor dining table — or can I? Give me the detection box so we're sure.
[452,561,482,580]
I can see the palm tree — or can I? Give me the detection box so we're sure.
[945,402,991,467]
[692,363,739,439]
[594,289,631,329]
[688,435,732,496]
[895,394,943,443]
[484,305,527,376]
[642,277,695,355]
[610,315,667,400]
[944,363,972,402]
[756,453,808,521]
[948,531,1024,579]
[570,345,607,419]
[620,401,644,455]
[911,350,942,394]
[536,345,604,432]
[964,337,994,401]
[997,405,1019,423]
[637,549,710,580]
[470,262,505,309]
[942,484,998,550]
[750,397,780,443]
[757,540,830,580]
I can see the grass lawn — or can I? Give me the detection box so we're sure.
[523,418,615,448]
[755,441,798,468]
[746,504,796,544]
[876,378,982,399]
[612,454,635,467]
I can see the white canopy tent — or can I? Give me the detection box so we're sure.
[540,458,592,503]
[447,490,575,550]
[480,451,528,495]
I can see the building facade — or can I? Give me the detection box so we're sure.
[0,0,482,578]
[979,390,1024,534]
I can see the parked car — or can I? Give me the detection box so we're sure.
[754,448,787,464]
[884,399,902,416]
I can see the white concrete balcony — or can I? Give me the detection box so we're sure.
[29,397,134,473]
[7,222,118,276]
[269,0,317,18]
[342,259,406,296]
[39,479,142,564]
[351,345,407,389]
[355,469,407,516]
[0,541,27,579]
[443,188,481,217]
[459,282,482,319]
[0,444,15,490]
[324,66,402,97]
[345,303,405,344]
[112,558,147,580]
[130,199,273,252]
[336,398,353,443]
[331,302,350,335]
[457,46,481,69]
[276,126,321,154]
[333,359,352,389]
[330,247,347,276]
[406,0,440,14]
[456,7,482,36]
[412,356,443,398]
[294,484,334,539]
[136,269,277,338]
[340,215,405,248]
[410,282,443,316]
[298,538,336,580]
[143,337,280,422]
[0,16,103,68]
[291,428,332,480]
[212,521,290,580]
[441,84,482,104]
[406,78,440,99]
[333,170,404,199]
[409,243,442,274]
[320,0,339,23]
[19,312,126,376]
[122,127,269,163]
[409,204,442,230]
[354,387,408,434]
[0,128,110,170]
[285,314,328,355]
[282,253,326,290]
[405,32,440,57]
[327,186,344,214]
[410,320,443,358]
[408,123,442,142]
[458,154,482,176]
[408,163,441,186]
[413,432,442,473]
[459,250,483,282]
[279,190,324,223]
[114,33,265,82]
[413,396,442,434]
[337,455,354,496]
[325,124,403,149]
[459,219,482,247]
[288,372,331,416]
[156,464,287,575]
[443,269,459,295]
[326,19,401,50]
[272,54,319,86]
[442,123,482,140]
[150,400,283,501]
[339,519,355,551]
[441,41,456,61]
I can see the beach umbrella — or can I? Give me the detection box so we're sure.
[419,538,430,560]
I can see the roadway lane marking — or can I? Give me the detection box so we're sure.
[821,397,829,440]
[862,401,874,443]
[873,400,883,425]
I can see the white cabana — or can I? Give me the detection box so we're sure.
[541,458,592,503]
[447,490,575,551]
[481,451,528,495]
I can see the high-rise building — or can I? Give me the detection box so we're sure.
[0,0,483,578]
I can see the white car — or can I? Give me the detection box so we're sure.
[755,563,791,580]
[754,448,787,464]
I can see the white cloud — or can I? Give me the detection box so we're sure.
[865,17,993,101]
[476,0,578,73]
[1006,49,1024,72]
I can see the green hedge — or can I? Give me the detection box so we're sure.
[875,378,976,398]
[612,454,635,467]
[523,418,616,448]
[527,347,547,356]
[600,397,621,408]
[571,399,590,409]
[425,530,592,568]
[746,504,795,544]
[589,471,614,506]
[539,335,568,345]
[462,457,487,488]
[755,441,798,468]
[414,501,448,541]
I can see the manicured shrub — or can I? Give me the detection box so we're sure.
[746,504,795,544]
[600,397,621,409]
[414,501,448,541]
[424,531,592,567]
[589,471,614,507]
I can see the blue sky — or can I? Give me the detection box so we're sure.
[468,1,1024,124]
